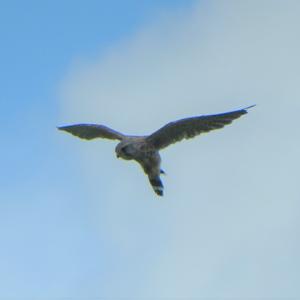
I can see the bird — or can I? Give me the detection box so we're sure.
[58,105,254,196]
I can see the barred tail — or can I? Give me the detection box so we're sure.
[149,176,164,196]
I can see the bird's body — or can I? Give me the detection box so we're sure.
[58,106,254,196]
[115,137,164,195]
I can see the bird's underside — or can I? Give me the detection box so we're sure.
[58,105,254,196]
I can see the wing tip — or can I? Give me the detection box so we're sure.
[57,125,69,132]
[243,104,256,111]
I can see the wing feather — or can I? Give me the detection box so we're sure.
[146,106,254,149]
[57,124,124,140]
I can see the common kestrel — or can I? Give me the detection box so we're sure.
[58,106,254,196]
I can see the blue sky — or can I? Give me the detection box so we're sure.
[1,1,197,298]
[2,0,300,299]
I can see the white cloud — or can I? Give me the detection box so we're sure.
[60,0,300,297]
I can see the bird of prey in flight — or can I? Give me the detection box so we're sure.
[58,105,254,196]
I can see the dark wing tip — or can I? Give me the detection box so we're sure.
[56,124,88,138]
[243,104,256,111]
[57,125,74,132]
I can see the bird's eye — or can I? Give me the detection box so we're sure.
[121,146,130,155]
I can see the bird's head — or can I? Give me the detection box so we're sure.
[115,142,132,160]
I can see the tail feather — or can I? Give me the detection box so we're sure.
[149,176,164,196]
[160,169,166,175]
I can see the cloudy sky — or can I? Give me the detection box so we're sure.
[1,0,300,299]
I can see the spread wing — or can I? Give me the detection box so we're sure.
[57,124,124,140]
[146,106,254,150]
